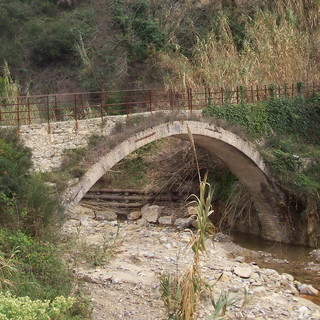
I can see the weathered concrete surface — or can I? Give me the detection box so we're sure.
[63,120,291,243]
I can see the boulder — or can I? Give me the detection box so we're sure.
[298,284,319,296]
[310,249,320,262]
[95,210,117,221]
[233,266,252,279]
[281,273,294,282]
[235,256,245,263]
[141,204,161,223]
[174,217,195,230]
[127,211,142,221]
[158,216,173,225]
[283,283,299,295]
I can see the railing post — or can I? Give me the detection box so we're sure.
[54,95,59,121]
[236,86,239,104]
[312,81,315,94]
[188,88,193,112]
[16,97,20,128]
[256,85,259,102]
[100,92,104,122]
[284,84,288,97]
[297,82,303,96]
[221,87,224,105]
[74,93,78,130]
[125,91,129,115]
[148,89,152,112]
[53,95,59,121]
[264,85,267,101]
[46,95,51,133]
[169,89,173,111]
[204,87,207,107]
[27,97,31,124]
[291,83,294,98]
[105,94,108,115]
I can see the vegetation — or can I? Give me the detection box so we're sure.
[0,0,320,93]
[0,129,90,319]
[204,93,320,244]
[160,174,215,320]
[0,293,74,320]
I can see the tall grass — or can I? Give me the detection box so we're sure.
[154,0,320,89]
[160,129,215,320]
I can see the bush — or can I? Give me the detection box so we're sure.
[0,229,73,300]
[0,129,32,197]
[0,292,74,320]
[0,129,63,236]
[203,93,320,214]
[111,0,167,62]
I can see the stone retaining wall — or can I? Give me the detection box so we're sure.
[19,116,127,171]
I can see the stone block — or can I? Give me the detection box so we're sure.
[141,204,161,223]
[127,211,142,221]
[158,216,173,225]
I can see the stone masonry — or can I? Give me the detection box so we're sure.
[19,116,127,171]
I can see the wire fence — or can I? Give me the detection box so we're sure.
[0,82,319,128]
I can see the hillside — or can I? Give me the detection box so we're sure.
[0,0,320,95]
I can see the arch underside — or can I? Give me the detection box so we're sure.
[64,120,291,243]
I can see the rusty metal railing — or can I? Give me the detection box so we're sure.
[0,82,319,128]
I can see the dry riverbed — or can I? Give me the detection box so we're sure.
[62,205,320,320]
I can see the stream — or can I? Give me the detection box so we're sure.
[231,231,320,305]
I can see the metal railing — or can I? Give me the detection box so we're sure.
[0,82,319,128]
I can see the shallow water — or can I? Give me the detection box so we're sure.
[231,231,320,304]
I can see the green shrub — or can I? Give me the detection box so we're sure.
[0,229,73,300]
[203,93,320,143]
[60,147,87,178]
[0,129,63,236]
[111,0,167,62]
[203,101,270,139]
[203,93,320,213]
[0,129,32,197]
[0,292,74,320]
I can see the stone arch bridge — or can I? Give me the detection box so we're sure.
[17,113,291,243]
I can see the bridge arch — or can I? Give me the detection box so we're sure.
[64,120,291,242]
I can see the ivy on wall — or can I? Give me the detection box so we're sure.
[203,92,320,214]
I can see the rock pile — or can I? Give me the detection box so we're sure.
[63,204,320,320]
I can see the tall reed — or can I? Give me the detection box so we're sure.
[160,130,215,320]
[154,0,320,89]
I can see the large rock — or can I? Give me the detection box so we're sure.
[310,249,320,261]
[283,283,298,295]
[233,266,252,278]
[174,217,195,230]
[127,211,142,221]
[158,216,173,225]
[298,284,319,296]
[95,210,117,221]
[141,204,161,223]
